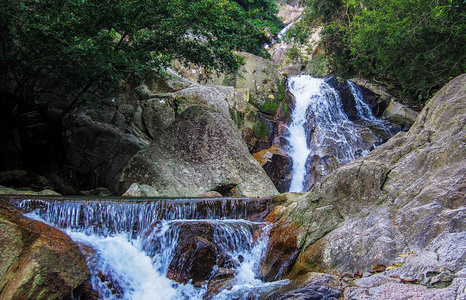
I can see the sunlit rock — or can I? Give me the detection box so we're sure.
[0,200,89,299]
[264,74,466,298]
[118,106,278,197]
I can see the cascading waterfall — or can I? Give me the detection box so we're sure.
[347,80,376,121]
[286,77,321,192]
[286,75,398,192]
[12,196,288,299]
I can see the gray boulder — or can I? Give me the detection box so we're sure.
[64,110,148,192]
[118,106,279,197]
[0,200,89,299]
[263,74,466,298]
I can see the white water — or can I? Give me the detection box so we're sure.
[286,75,392,192]
[347,80,376,120]
[20,198,288,299]
[68,232,179,300]
[287,76,322,192]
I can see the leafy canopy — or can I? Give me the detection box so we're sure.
[286,0,466,105]
[0,0,281,107]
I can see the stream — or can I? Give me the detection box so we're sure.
[10,196,288,299]
[286,75,398,192]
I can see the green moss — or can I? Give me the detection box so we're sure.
[253,120,269,140]
[282,102,289,114]
[174,96,183,116]
[260,100,280,114]
[232,110,245,129]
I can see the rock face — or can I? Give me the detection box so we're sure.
[253,146,292,193]
[351,77,419,129]
[263,74,466,298]
[64,110,148,192]
[118,106,279,197]
[0,200,90,299]
[174,52,284,109]
[60,61,289,195]
[167,236,218,287]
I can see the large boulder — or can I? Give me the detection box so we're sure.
[263,74,466,298]
[118,106,279,197]
[0,200,89,299]
[63,110,148,192]
[167,236,218,287]
[175,85,248,118]
[351,77,419,129]
[173,53,288,126]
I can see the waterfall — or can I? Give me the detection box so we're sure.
[347,80,376,120]
[286,75,398,192]
[12,196,288,299]
[286,77,321,192]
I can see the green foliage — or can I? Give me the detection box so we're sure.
[287,0,466,105]
[232,0,283,37]
[343,0,466,103]
[287,46,302,62]
[173,96,183,117]
[283,0,343,44]
[0,0,281,109]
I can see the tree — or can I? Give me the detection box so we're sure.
[344,0,466,103]
[286,0,466,105]
[0,0,279,110]
[232,0,283,37]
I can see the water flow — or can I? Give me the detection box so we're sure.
[347,80,375,120]
[16,197,287,299]
[286,75,394,192]
[287,76,322,192]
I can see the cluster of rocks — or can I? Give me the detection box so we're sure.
[2,7,456,295]
[261,74,466,299]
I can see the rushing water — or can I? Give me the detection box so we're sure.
[13,197,288,299]
[286,75,397,192]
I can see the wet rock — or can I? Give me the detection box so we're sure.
[197,190,223,198]
[264,74,466,299]
[324,76,359,121]
[302,154,339,192]
[265,273,342,300]
[167,236,218,286]
[0,200,89,299]
[217,252,240,269]
[383,99,419,129]
[253,146,292,193]
[261,193,309,281]
[350,77,419,126]
[118,106,278,197]
[177,222,216,246]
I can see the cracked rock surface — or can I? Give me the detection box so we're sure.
[263,74,466,299]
